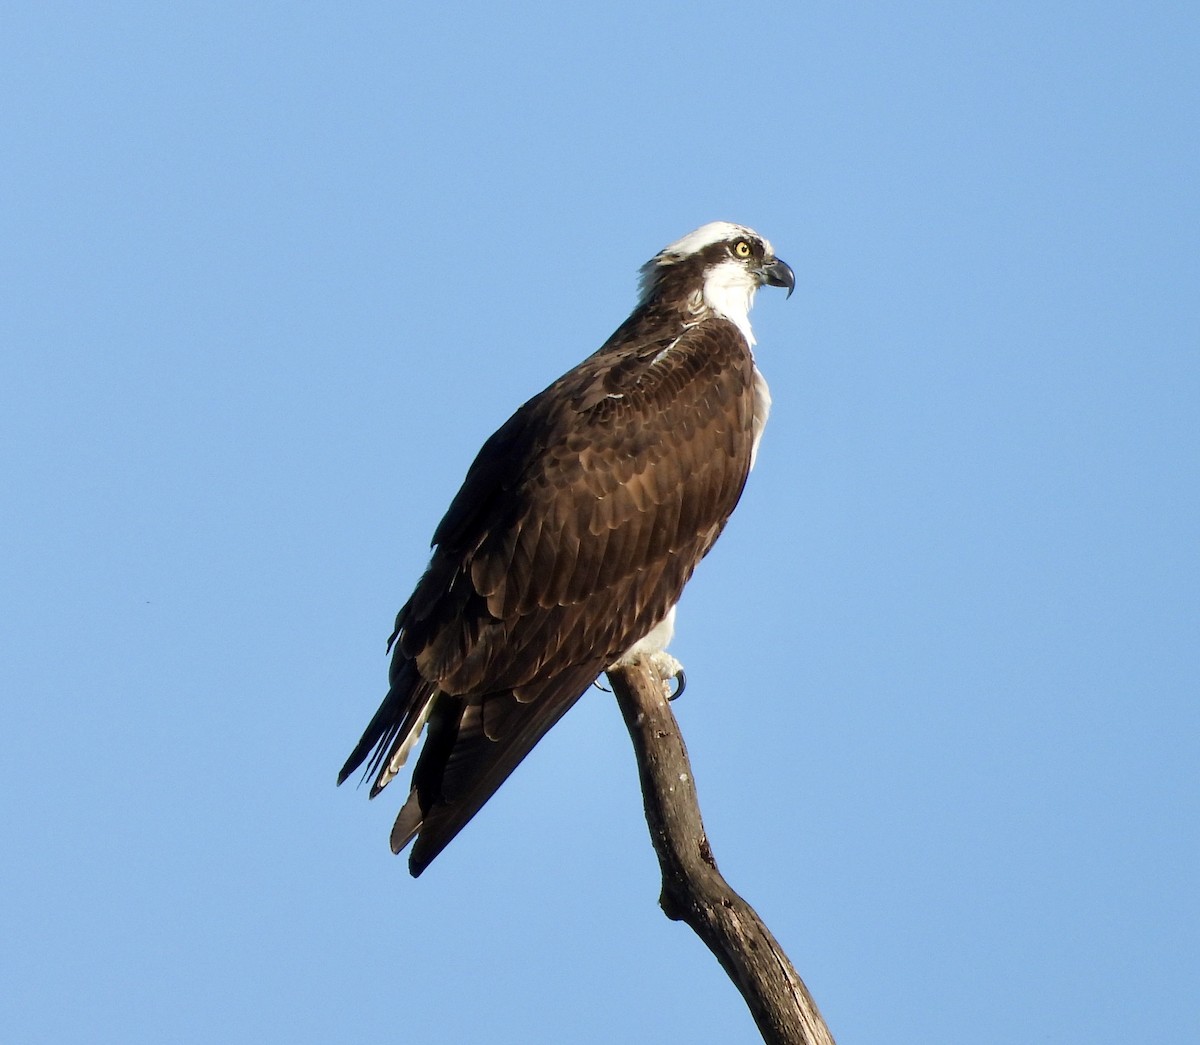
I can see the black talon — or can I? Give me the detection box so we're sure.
[668,669,686,701]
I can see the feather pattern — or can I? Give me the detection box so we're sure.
[339,223,790,875]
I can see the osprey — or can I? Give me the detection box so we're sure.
[339,221,794,876]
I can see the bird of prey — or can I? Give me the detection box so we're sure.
[339,221,794,876]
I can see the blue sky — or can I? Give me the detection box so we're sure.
[3,3,1197,1042]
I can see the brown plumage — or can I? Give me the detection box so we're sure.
[339,222,794,875]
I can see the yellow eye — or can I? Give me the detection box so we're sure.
[733,240,752,258]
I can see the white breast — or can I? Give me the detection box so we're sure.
[750,364,771,470]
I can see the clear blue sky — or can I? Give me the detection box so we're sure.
[3,4,1197,1043]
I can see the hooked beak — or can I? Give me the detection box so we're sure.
[760,257,795,298]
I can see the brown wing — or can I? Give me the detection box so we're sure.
[339,315,757,875]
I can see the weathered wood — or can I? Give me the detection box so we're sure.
[606,659,836,1045]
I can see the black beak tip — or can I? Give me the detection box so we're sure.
[764,258,796,299]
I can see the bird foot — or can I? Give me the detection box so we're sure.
[647,651,686,701]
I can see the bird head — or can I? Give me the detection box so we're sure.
[638,222,794,343]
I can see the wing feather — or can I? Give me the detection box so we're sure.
[339,315,760,874]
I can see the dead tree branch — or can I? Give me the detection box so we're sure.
[606,659,836,1045]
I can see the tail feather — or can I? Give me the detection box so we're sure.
[389,788,424,855]
[337,658,436,791]
[342,654,609,877]
[397,664,602,876]
[368,693,435,795]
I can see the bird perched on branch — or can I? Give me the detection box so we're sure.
[339,221,794,876]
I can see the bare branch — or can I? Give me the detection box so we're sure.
[606,659,836,1045]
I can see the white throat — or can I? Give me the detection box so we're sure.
[701,258,759,345]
